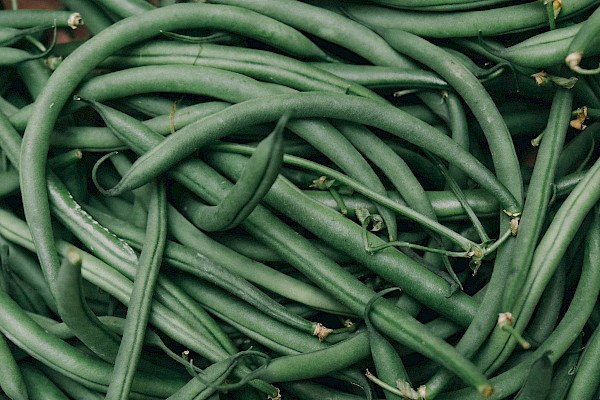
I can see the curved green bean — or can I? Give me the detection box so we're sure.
[105,180,167,400]
[55,247,121,363]
[18,3,337,305]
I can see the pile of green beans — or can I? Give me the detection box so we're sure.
[1,0,600,398]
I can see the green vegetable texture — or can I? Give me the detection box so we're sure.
[0,0,599,398]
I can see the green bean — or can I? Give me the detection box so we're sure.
[525,258,566,347]
[556,122,600,178]
[565,322,600,399]
[120,41,382,101]
[482,22,600,69]
[37,365,104,400]
[281,381,376,400]
[175,274,334,356]
[502,88,573,311]
[0,333,27,400]
[362,0,516,11]
[438,206,600,399]
[0,24,52,47]
[547,334,583,400]
[55,247,121,362]
[17,4,341,306]
[83,203,333,338]
[364,289,409,400]
[20,361,69,400]
[513,352,553,400]
[0,10,83,29]
[478,150,600,376]
[209,232,353,264]
[51,101,231,151]
[0,238,56,314]
[15,57,52,100]
[377,30,523,212]
[105,180,167,400]
[164,206,349,315]
[93,0,154,18]
[206,144,472,251]
[74,69,399,240]
[101,92,518,217]
[60,0,112,34]
[92,100,286,231]
[102,55,355,96]
[340,0,600,37]
[0,45,54,66]
[0,285,186,396]
[309,62,448,90]
[566,5,600,74]
[208,0,415,68]
[195,153,493,396]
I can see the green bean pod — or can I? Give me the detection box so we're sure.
[565,322,600,399]
[0,333,27,400]
[364,289,409,400]
[20,361,69,400]
[566,5,600,74]
[340,0,600,38]
[105,180,167,400]
[90,99,286,231]
[195,152,494,396]
[17,3,344,309]
[502,89,573,311]
[55,247,121,363]
[208,0,415,68]
[0,10,83,29]
[0,25,52,47]
[84,203,328,338]
[100,92,518,216]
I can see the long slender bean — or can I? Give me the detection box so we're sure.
[105,180,167,400]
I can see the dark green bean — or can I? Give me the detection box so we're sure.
[100,92,518,216]
[60,0,112,34]
[20,361,69,400]
[309,62,448,90]
[565,322,600,399]
[120,41,382,101]
[502,89,573,311]
[105,180,167,400]
[0,332,27,400]
[55,247,121,362]
[17,4,341,308]
[565,5,600,74]
[364,289,409,400]
[340,0,599,37]
[0,10,83,29]
[208,0,415,68]
[513,352,553,400]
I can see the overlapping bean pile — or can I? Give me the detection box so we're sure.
[1,0,600,399]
